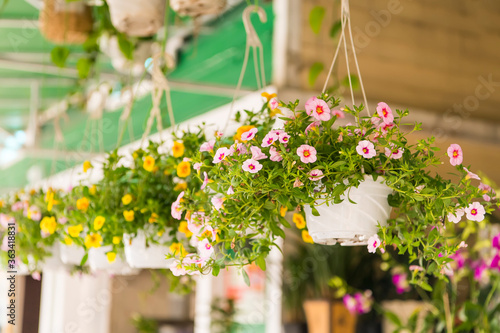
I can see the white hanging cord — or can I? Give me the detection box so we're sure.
[223,5,267,134]
[141,53,176,145]
[321,0,371,116]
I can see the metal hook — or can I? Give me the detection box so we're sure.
[242,6,267,48]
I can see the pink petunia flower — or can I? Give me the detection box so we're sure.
[262,132,279,148]
[308,169,324,181]
[11,202,24,212]
[465,202,485,222]
[297,145,317,163]
[235,142,248,155]
[211,196,224,211]
[198,239,214,258]
[305,121,321,135]
[343,294,357,314]
[409,265,424,272]
[171,191,185,220]
[354,291,373,314]
[384,145,404,160]
[170,260,187,276]
[58,217,68,225]
[213,147,231,164]
[269,98,279,110]
[447,144,463,166]
[199,140,215,152]
[241,128,258,141]
[492,233,500,250]
[378,122,394,135]
[479,183,495,202]
[356,140,376,159]
[376,102,394,125]
[31,272,41,281]
[305,97,331,121]
[201,172,210,190]
[463,167,480,181]
[474,263,488,282]
[392,272,410,294]
[332,109,345,118]
[371,116,381,127]
[269,147,283,162]
[251,146,267,160]
[193,162,202,171]
[215,131,223,138]
[491,254,500,272]
[227,186,234,195]
[242,159,263,173]
[447,208,464,223]
[279,132,290,144]
[367,234,381,253]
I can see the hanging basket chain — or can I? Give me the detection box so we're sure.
[223,5,267,134]
[322,0,370,117]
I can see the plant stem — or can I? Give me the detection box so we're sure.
[443,289,453,333]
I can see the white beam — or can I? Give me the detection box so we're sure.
[0,19,38,29]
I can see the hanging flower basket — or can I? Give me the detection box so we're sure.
[88,245,138,275]
[59,244,86,266]
[106,0,166,37]
[39,0,93,44]
[303,177,392,246]
[170,0,226,17]
[123,230,174,269]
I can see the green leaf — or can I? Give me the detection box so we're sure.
[263,201,276,210]
[51,46,70,68]
[341,74,360,90]
[464,301,481,322]
[278,215,291,228]
[419,282,433,292]
[384,311,402,327]
[332,161,346,169]
[269,220,285,238]
[80,253,88,266]
[212,265,220,276]
[76,58,91,79]
[117,34,134,60]
[242,269,250,286]
[309,6,325,34]
[308,62,324,87]
[330,20,342,38]
[256,256,267,271]
[310,206,320,217]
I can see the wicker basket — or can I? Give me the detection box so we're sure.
[106,0,166,37]
[39,0,93,44]
[171,0,227,17]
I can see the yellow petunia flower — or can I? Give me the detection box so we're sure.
[270,108,282,118]
[177,162,191,178]
[112,236,121,245]
[148,213,158,224]
[63,236,73,246]
[157,230,164,237]
[174,182,188,191]
[45,188,55,212]
[93,216,106,230]
[76,197,90,211]
[0,199,3,208]
[172,141,185,158]
[89,185,97,196]
[178,221,192,237]
[234,125,256,142]
[40,216,57,235]
[280,206,288,217]
[302,230,314,244]
[261,92,277,101]
[169,242,186,257]
[85,233,102,249]
[83,160,93,173]
[123,210,135,222]
[143,156,155,172]
[122,194,132,205]
[68,224,83,238]
[293,213,306,229]
[106,252,116,263]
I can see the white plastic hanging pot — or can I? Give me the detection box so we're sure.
[88,245,139,275]
[106,0,166,37]
[123,230,174,269]
[59,244,86,265]
[303,176,392,246]
[42,243,65,271]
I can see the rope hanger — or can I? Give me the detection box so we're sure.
[322,0,370,117]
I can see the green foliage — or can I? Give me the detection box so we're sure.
[51,46,70,68]
[309,6,326,34]
[308,62,324,87]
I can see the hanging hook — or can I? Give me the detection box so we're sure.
[242,6,267,49]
